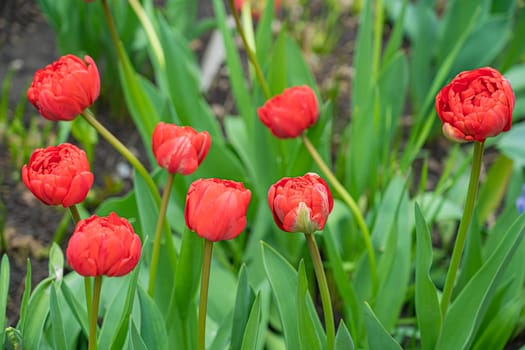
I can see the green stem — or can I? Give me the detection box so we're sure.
[148,172,175,296]
[84,277,92,333]
[81,109,159,202]
[228,0,271,99]
[69,205,81,223]
[71,206,93,330]
[302,135,378,295]
[440,141,484,317]
[101,0,128,67]
[305,233,335,350]
[88,276,102,350]
[198,239,214,350]
[128,0,165,68]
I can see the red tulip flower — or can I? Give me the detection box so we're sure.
[258,85,319,138]
[435,67,515,142]
[268,173,333,234]
[152,122,211,175]
[66,213,142,277]
[22,143,94,207]
[27,54,100,121]
[185,178,252,242]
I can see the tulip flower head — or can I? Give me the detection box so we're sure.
[435,67,515,142]
[268,173,333,234]
[27,54,100,121]
[66,213,142,277]
[22,143,94,207]
[258,85,319,138]
[185,178,252,242]
[152,122,211,175]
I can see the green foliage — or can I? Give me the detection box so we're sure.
[3,0,525,348]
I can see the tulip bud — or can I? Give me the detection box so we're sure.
[435,67,515,142]
[27,54,100,121]
[22,143,94,207]
[258,85,319,138]
[185,178,252,241]
[66,213,142,277]
[268,173,333,234]
[152,122,211,175]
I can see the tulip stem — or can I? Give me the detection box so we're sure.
[69,205,81,223]
[148,172,175,296]
[305,233,335,350]
[228,0,271,99]
[440,141,484,317]
[198,239,214,350]
[84,277,92,336]
[82,109,157,200]
[88,276,102,350]
[301,135,378,296]
[71,206,93,331]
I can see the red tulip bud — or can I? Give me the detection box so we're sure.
[268,173,333,234]
[258,85,319,138]
[152,122,211,175]
[185,178,252,241]
[435,67,515,142]
[22,143,94,207]
[27,54,100,121]
[66,213,142,277]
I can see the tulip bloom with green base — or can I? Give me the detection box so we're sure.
[435,66,515,317]
[268,173,336,349]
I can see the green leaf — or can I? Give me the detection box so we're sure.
[98,267,140,350]
[212,0,255,130]
[261,241,300,349]
[363,302,403,350]
[117,53,160,156]
[133,170,159,242]
[435,214,525,349]
[20,276,54,348]
[240,293,263,350]
[373,177,411,330]
[414,204,442,350]
[267,31,287,95]
[0,255,9,344]
[48,243,64,281]
[497,123,525,167]
[436,0,490,66]
[49,284,67,350]
[60,280,89,338]
[168,228,203,321]
[231,265,256,350]
[335,321,355,350]
[17,259,31,330]
[155,16,221,138]
[129,320,149,350]
[476,154,513,225]
[451,16,511,73]
[454,209,483,296]
[255,0,276,67]
[472,296,522,350]
[322,225,362,343]
[297,261,324,350]
[136,285,169,350]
